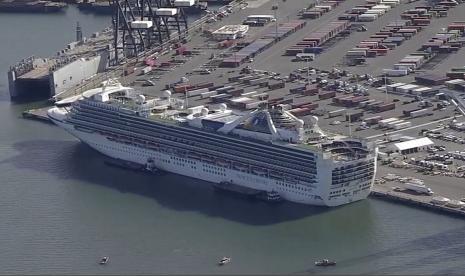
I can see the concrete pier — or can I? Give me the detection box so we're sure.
[22,108,52,123]
[370,185,465,218]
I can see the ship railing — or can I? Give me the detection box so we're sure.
[69,115,317,181]
[78,104,316,170]
[74,104,319,172]
[122,112,318,165]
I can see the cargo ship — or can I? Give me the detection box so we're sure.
[47,81,377,207]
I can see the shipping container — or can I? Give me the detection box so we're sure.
[328,108,347,118]
[346,112,364,122]
[375,102,396,112]
[245,100,267,110]
[364,115,382,125]
[358,99,377,108]
[386,120,404,128]
[383,68,409,76]
[379,117,399,127]
[156,8,177,16]
[210,93,230,103]
[200,91,218,99]
[410,108,432,118]
[173,0,195,7]
[290,86,307,94]
[318,91,336,100]
[393,121,412,129]
[142,66,152,75]
[186,87,209,97]
[268,82,285,90]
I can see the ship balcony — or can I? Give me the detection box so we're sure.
[332,165,374,176]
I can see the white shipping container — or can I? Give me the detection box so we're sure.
[352,7,369,12]
[387,120,404,128]
[187,88,209,97]
[366,9,385,15]
[142,66,152,74]
[328,108,346,117]
[358,14,378,21]
[386,82,406,92]
[201,91,218,99]
[372,4,391,10]
[187,105,205,114]
[156,8,178,16]
[315,5,332,10]
[380,1,398,7]
[379,117,399,127]
[174,0,195,7]
[242,91,258,97]
[413,87,433,95]
[397,84,419,93]
[347,50,367,57]
[394,63,416,70]
[131,20,153,29]
[383,68,408,76]
[410,108,431,118]
[393,121,412,130]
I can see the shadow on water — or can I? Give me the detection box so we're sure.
[300,225,465,275]
[2,139,331,225]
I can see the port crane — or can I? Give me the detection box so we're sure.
[110,0,189,64]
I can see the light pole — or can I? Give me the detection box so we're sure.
[384,73,389,102]
[348,112,352,137]
[273,0,278,39]
[306,58,310,86]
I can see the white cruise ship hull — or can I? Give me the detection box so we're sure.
[49,113,375,207]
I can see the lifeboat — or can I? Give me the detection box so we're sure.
[251,167,268,176]
[188,152,202,160]
[216,158,230,167]
[233,162,249,171]
[269,171,284,180]
[202,155,215,164]
[147,141,159,149]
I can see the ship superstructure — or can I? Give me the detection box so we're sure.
[48,82,377,206]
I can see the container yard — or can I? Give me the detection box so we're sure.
[11,0,465,218]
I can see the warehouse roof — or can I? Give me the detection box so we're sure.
[393,137,434,151]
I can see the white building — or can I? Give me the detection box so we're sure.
[212,25,249,41]
[390,137,434,154]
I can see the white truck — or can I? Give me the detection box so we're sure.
[404,182,434,195]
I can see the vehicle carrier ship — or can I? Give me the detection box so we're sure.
[47,81,377,206]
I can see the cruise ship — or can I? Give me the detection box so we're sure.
[48,81,377,206]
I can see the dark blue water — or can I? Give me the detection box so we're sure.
[1,5,465,275]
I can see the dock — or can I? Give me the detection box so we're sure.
[22,107,53,123]
[370,185,465,218]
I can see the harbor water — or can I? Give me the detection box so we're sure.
[1,5,465,274]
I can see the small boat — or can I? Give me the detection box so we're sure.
[99,256,109,265]
[315,259,336,267]
[256,191,283,203]
[218,257,231,266]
